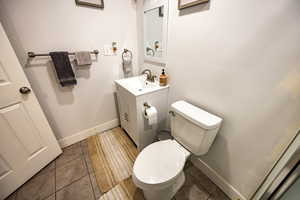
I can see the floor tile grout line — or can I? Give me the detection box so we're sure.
[86,162,98,200]
[40,191,55,200]
[10,142,88,200]
[81,140,95,175]
[54,160,56,200]
[20,160,56,182]
[13,167,56,200]
[81,141,98,200]
[55,153,84,168]
[55,173,89,193]
[89,174,96,200]
[79,140,85,154]
[188,172,212,196]
[55,143,89,193]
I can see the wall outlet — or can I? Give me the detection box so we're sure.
[104,45,114,56]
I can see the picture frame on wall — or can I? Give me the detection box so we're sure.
[178,0,209,10]
[75,0,104,9]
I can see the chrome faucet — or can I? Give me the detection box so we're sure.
[141,69,156,82]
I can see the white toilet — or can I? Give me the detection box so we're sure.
[132,100,223,200]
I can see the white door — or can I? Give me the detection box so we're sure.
[0,24,62,199]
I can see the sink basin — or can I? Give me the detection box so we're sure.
[115,76,169,96]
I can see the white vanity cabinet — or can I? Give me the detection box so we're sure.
[116,85,138,144]
[115,76,169,150]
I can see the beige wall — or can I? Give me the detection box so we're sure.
[0,0,139,140]
[140,0,300,199]
[2,0,300,198]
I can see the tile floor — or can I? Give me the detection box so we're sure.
[5,139,230,200]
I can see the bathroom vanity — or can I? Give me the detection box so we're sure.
[115,76,169,150]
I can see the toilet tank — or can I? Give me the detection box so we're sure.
[170,101,222,156]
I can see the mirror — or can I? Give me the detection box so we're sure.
[143,1,168,64]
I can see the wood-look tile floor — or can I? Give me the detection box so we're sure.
[5,138,230,200]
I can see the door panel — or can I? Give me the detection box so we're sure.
[0,23,62,199]
[0,156,11,179]
[0,103,44,156]
[0,60,16,107]
[0,61,10,84]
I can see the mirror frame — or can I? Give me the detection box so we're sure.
[143,0,169,64]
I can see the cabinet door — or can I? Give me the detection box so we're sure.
[116,87,130,131]
[116,86,137,144]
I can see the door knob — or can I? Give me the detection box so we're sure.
[19,87,31,94]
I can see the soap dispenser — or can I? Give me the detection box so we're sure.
[159,69,168,86]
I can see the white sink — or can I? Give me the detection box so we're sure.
[115,76,169,96]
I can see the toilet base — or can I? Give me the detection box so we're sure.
[142,171,185,200]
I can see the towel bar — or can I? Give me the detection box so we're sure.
[28,50,99,58]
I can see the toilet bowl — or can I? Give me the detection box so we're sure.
[132,101,223,200]
[133,139,190,199]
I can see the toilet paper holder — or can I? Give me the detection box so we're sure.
[144,102,151,108]
[143,102,151,116]
[169,111,175,117]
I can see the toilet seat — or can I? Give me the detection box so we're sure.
[133,139,190,190]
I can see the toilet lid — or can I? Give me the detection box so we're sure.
[133,140,189,185]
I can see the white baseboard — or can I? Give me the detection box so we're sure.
[58,119,120,148]
[191,157,247,200]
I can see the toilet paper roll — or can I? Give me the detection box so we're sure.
[143,106,158,126]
